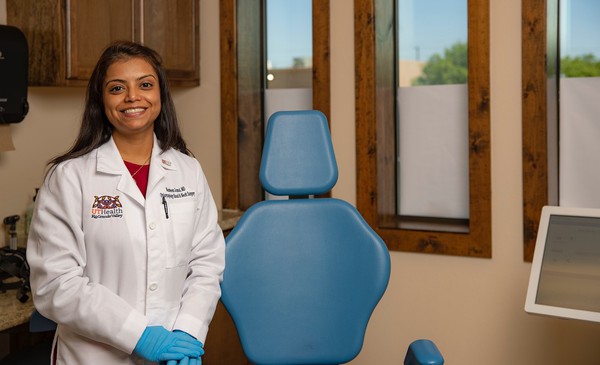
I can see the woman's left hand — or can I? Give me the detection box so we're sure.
[164,356,201,365]
[187,356,201,365]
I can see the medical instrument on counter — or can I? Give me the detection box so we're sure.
[3,214,20,250]
[0,246,30,303]
[0,215,29,302]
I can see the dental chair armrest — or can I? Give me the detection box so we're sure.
[404,339,444,365]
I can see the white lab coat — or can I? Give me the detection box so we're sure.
[26,136,225,365]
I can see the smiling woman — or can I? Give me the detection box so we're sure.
[102,58,161,160]
[25,41,226,365]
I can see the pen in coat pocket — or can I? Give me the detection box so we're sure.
[162,195,169,219]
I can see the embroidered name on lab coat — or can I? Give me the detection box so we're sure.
[161,186,195,200]
[91,195,124,219]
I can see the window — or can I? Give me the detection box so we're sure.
[396,0,469,223]
[220,0,330,210]
[522,0,600,261]
[355,0,491,257]
[557,1,600,207]
[265,0,312,92]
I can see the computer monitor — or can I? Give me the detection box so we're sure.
[525,205,600,322]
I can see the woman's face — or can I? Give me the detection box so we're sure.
[103,57,161,139]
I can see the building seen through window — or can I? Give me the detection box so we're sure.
[265,0,312,90]
[558,0,600,208]
[396,0,469,222]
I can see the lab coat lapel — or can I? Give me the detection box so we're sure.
[146,135,173,196]
[96,138,146,206]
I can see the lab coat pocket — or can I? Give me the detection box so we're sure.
[165,199,197,268]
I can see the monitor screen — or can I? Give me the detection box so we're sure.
[525,205,600,323]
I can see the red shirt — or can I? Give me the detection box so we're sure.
[124,160,150,197]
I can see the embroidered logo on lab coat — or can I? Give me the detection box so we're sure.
[91,195,124,219]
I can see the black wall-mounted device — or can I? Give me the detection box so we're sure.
[0,25,29,124]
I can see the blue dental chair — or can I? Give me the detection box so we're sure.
[220,110,443,365]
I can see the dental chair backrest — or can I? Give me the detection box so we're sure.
[221,110,391,365]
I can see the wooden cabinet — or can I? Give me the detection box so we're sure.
[203,302,251,365]
[65,0,136,83]
[6,0,199,87]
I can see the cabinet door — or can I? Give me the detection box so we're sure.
[142,0,200,85]
[66,0,136,81]
[7,0,67,86]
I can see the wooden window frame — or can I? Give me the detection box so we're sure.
[522,0,558,262]
[355,0,492,257]
[220,0,331,211]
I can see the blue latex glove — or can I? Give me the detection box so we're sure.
[161,331,203,365]
[173,330,202,365]
[134,326,203,362]
[165,357,200,365]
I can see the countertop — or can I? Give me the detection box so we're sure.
[0,291,34,332]
[219,208,243,231]
[0,209,243,332]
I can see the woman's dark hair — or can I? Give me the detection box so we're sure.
[48,41,190,168]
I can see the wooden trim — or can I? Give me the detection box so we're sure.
[465,0,492,258]
[312,0,332,198]
[522,0,548,262]
[220,0,239,209]
[375,0,396,217]
[220,0,264,211]
[355,0,492,258]
[355,0,378,225]
[236,0,264,210]
[521,0,558,262]
[312,0,331,122]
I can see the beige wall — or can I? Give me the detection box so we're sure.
[2,0,600,364]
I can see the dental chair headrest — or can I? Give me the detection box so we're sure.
[260,110,338,196]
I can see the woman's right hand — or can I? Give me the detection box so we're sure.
[134,326,204,362]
